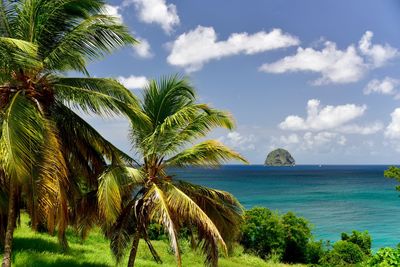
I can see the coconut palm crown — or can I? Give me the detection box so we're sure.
[98,75,249,267]
[0,0,138,266]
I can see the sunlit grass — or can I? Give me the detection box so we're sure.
[4,214,304,267]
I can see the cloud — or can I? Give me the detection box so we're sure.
[124,0,179,34]
[364,77,400,96]
[260,31,398,85]
[337,123,383,135]
[167,26,300,72]
[219,131,256,151]
[359,31,398,67]
[303,132,347,149]
[279,99,367,131]
[271,132,346,153]
[103,4,123,23]
[279,133,300,145]
[133,37,153,58]
[385,108,400,139]
[117,75,149,89]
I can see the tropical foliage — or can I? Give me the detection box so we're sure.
[0,0,137,266]
[384,166,400,191]
[240,207,313,263]
[97,76,248,267]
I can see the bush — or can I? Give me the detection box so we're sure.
[306,240,328,264]
[369,246,400,266]
[342,230,371,256]
[240,207,313,263]
[282,211,312,263]
[320,240,365,266]
[240,207,285,258]
[147,223,166,240]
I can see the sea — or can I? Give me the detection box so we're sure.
[173,165,400,250]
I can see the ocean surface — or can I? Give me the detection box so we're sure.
[172,165,400,250]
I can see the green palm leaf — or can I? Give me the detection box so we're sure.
[43,14,136,73]
[53,77,139,117]
[0,92,44,182]
[98,167,143,224]
[166,140,248,167]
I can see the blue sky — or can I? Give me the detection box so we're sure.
[84,0,400,164]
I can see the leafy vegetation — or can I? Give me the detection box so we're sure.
[320,240,365,266]
[384,166,400,191]
[240,207,312,263]
[369,246,400,267]
[0,0,137,266]
[240,207,285,258]
[3,214,306,267]
[239,207,377,266]
[97,76,248,267]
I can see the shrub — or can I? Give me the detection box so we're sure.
[369,246,400,266]
[320,240,365,266]
[240,207,313,263]
[306,240,328,264]
[147,223,165,240]
[282,211,312,263]
[342,230,371,256]
[240,207,285,258]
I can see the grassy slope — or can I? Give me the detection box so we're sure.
[6,214,304,267]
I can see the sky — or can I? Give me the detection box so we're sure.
[83,0,400,164]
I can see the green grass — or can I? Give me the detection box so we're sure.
[5,214,304,267]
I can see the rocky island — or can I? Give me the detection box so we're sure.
[265,148,295,166]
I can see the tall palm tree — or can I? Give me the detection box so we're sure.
[0,1,138,266]
[98,76,248,267]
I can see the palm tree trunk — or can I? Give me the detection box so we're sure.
[127,231,140,267]
[2,181,16,267]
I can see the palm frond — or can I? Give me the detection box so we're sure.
[108,201,137,263]
[0,0,15,37]
[145,184,181,267]
[142,75,195,126]
[0,92,44,182]
[37,119,69,238]
[52,102,135,165]
[0,37,40,69]
[151,108,236,157]
[166,140,248,167]
[98,167,143,224]
[166,183,228,266]
[174,181,243,251]
[53,77,139,117]
[43,14,136,73]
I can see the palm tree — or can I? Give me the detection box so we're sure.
[0,1,138,266]
[98,76,249,267]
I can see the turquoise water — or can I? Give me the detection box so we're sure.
[173,165,400,250]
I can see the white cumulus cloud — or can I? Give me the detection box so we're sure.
[167,26,300,72]
[117,75,149,90]
[279,99,367,131]
[260,31,398,85]
[124,0,179,34]
[359,31,398,67]
[364,77,400,96]
[133,37,153,58]
[385,108,400,139]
